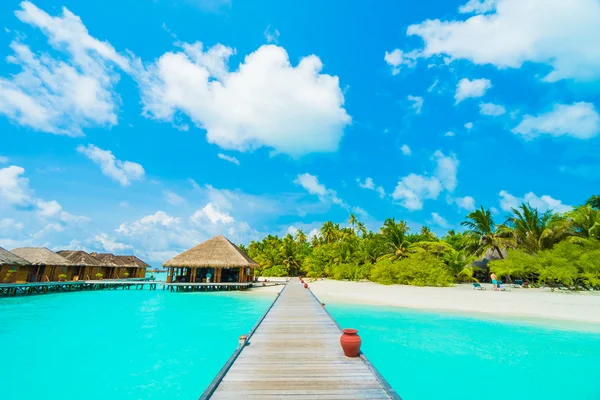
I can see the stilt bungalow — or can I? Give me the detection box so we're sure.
[89,253,123,279]
[114,255,150,278]
[164,235,259,284]
[0,247,32,283]
[56,250,105,280]
[11,247,75,282]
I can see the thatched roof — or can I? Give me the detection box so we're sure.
[57,250,103,267]
[164,235,259,268]
[11,247,72,266]
[115,255,150,268]
[0,247,30,266]
[89,252,122,267]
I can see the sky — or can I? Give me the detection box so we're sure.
[1,0,600,264]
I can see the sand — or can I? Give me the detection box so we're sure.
[303,279,600,327]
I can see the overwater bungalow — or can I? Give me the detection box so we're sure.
[11,247,76,282]
[56,250,107,280]
[0,247,32,283]
[164,235,259,284]
[114,255,150,278]
[89,252,123,279]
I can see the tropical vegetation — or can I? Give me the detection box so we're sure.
[245,195,600,289]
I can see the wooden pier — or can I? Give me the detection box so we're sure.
[164,281,285,292]
[0,279,159,297]
[202,278,400,399]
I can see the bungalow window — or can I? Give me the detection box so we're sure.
[221,268,239,283]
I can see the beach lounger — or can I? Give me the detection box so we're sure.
[472,282,486,290]
[512,279,523,288]
[498,281,510,291]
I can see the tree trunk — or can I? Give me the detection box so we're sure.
[494,246,504,259]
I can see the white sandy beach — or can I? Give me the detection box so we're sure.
[252,278,600,327]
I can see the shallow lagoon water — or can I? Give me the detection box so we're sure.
[2,288,600,400]
[327,303,600,400]
[0,290,274,400]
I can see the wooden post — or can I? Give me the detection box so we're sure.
[166,268,172,283]
[239,267,244,283]
[215,269,221,283]
[191,268,197,283]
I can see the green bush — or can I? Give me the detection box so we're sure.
[370,253,454,287]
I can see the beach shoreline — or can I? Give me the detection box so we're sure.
[280,279,600,330]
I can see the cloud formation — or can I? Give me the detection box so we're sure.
[77,145,145,186]
[512,102,600,139]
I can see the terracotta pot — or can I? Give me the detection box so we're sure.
[340,328,361,357]
[304,283,308,289]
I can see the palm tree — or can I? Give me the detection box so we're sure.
[586,195,600,210]
[569,205,600,238]
[320,221,337,244]
[348,213,358,228]
[461,206,512,259]
[356,222,367,237]
[505,203,569,253]
[295,229,307,244]
[380,218,410,258]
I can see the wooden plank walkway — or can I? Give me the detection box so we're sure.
[204,278,400,399]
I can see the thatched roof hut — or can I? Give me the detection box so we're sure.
[0,247,29,266]
[164,235,258,268]
[57,250,103,266]
[89,252,122,267]
[11,247,72,266]
[115,255,150,268]
[163,236,258,285]
[11,247,75,282]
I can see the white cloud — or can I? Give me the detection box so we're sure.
[454,78,491,104]
[512,102,600,140]
[110,206,257,262]
[464,122,474,130]
[0,165,32,206]
[93,233,133,253]
[0,165,87,223]
[295,173,346,206]
[392,150,459,210]
[499,190,571,213]
[455,196,476,211]
[191,202,234,225]
[459,0,498,14]
[401,144,412,155]
[217,153,240,165]
[135,43,351,157]
[407,95,424,114]
[0,156,9,164]
[0,2,129,135]
[407,0,600,82]
[392,174,442,210]
[433,150,459,192]
[357,177,385,198]
[77,144,145,186]
[264,25,280,44]
[445,131,455,137]
[295,173,367,215]
[164,190,186,206]
[480,102,506,116]
[427,79,439,93]
[429,212,450,228]
[0,218,24,233]
[384,49,421,75]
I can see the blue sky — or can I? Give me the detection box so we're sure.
[1,0,600,264]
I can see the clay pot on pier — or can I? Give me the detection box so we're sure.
[304,283,308,289]
[340,329,361,357]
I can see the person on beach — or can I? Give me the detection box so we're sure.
[490,272,498,291]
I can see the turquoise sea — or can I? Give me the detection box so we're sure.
[1,288,600,400]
